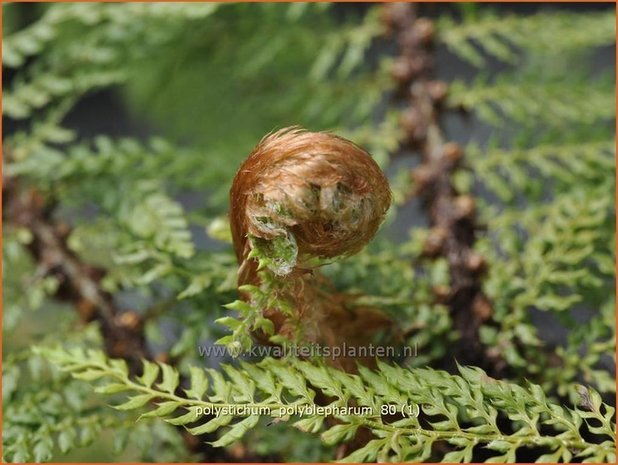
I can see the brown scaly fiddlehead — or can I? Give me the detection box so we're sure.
[229,127,393,370]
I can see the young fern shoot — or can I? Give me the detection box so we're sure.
[225,128,393,368]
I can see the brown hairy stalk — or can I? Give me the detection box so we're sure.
[230,127,394,370]
[384,4,504,373]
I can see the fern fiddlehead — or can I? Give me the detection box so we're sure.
[228,127,393,368]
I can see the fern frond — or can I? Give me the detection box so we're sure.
[39,346,616,463]
[117,187,195,261]
[310,6,383,80]
[467,139,615,201]
[448,77,614,129]
[483,189,612,316]
[549,298,617,396]
[439,10,615,67]
[5,99,77,162]
[338,109,404,169]
[218,270,295,352]
[303,58,393,127]
[3,3,224,120]
[476,185,614,386]
[2,3,221,68]
[4,66,126,120]
[2,232,62,332]
[3,336,115,462]
[5,134,227,200]
[3,4,105,68]
[3,346,189,462]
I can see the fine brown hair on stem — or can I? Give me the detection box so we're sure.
[229,127,393,369]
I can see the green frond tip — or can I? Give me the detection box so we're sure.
[39,346,616,462]
[2,3,222,69]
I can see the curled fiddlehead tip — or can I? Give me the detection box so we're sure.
[228,127,395,366]
[230,127,391,277]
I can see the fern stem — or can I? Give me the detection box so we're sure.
[384,3,501,373]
